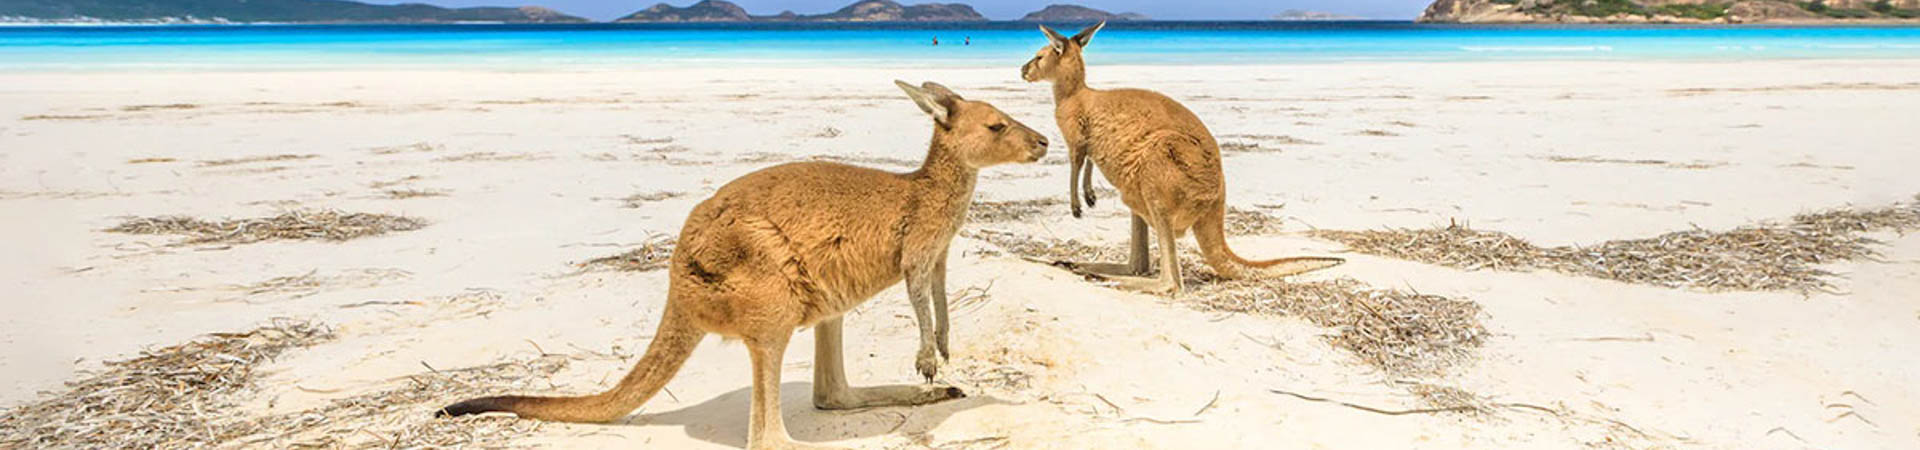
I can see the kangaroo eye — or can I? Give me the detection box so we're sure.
[988,124,1007,133]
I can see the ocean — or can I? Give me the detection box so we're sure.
[3,22,1919,71]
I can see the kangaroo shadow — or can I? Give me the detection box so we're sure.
[625,382,1009,448]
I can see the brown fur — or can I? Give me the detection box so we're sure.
[1022,22,1344,296]
[439,81,1048,450]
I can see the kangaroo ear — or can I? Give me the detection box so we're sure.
[1039,25,1067,52]
[895,80,949,126]
[1071,21,1105,47]
[920,81,962,103]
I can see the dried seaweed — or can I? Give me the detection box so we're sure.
[964,230,1485,377]
[367,142,440,155]
[238,356,567,448]
[618,191,688,208]
[108,210,427,245]
[1314,198,1920,292]
[1190,277,1485,377]
[581,234,678,272]
[964,229,1127,264]
[1539,155,1725,170]
[122,103,200,112]
[0,320,334,448]
[368,175,424,189]
[968,189,1121,223]
[969,198,1065,223]
[382,189,447,199]
[198,154,317,167]
[1222,207,1292,236]
[0,318,574,449]
[434,152,545,162]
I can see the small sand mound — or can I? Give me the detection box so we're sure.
[1314,197,1920,292]
[581,234,677,272]
[0,320,334,448]
[108,210,427,245]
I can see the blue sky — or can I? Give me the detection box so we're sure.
[372,0,1430,22]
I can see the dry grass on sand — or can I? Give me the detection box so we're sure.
[0,320,334,448]
[197,154,317,167]
[1313,196,1920,292]
[580,234,678,273]
[0,320,570,448]
[964,190,1288,227]
[382,189,448,199]
[617,190,688,208]
[964,229,1487,381]
[108,210,427,245]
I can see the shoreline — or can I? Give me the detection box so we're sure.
[3,56,1920,74]
[6,54,1920,74]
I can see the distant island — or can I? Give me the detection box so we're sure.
[1419,0,1920,23]
[1273,9,1364,21]
[1019,4,1149,22]
[0,0,586,24]
[617,0,985,23]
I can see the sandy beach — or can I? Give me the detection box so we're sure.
[3,59,1919,448]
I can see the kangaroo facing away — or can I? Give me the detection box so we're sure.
[438,81,1049,450]
[1021,22,1343,296]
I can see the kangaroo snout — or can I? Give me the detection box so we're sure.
[1020,58,1040,82]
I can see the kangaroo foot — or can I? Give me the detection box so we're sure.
[1025,259,1147,281]
[814,384,967,410]
[1109,276,1179,297]
[1066,262,1143,278]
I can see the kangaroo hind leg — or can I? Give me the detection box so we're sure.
[810,318,965,411]
[1062,214,1154,278]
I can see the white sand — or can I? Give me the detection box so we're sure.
[3,60,1919,448]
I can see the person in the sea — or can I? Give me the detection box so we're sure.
[933,37,939,46]
[965,37,971,46]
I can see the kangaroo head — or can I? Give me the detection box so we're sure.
[1021,21,1104,83]
[895,80,1049,168]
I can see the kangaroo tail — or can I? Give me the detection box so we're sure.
[437,305,703,423]
[1193,202,1344,280]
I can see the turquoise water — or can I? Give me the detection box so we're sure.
[3,22,1919,71]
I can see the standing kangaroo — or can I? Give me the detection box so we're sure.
[438,81,1049,450]
[1022,22,1343,296]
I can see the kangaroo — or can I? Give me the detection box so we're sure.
[1021,22,1344,296]
[437,81,1049,450]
